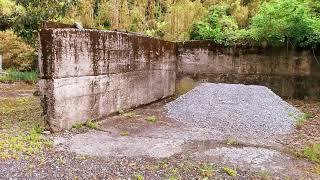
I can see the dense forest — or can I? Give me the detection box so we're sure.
[0,0,319,71]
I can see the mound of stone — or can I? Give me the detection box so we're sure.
[166,83,302,139]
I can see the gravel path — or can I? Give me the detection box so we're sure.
[166,83,302,139]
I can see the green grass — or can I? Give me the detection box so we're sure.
[146,116,157,123]
[86,120,98,129]
[123,112,136,118]
[223,166,237,177]
[288,112,294,117]
[302,143,320,164]
[72,123,84,129]
[258,170,271,180]
[120,131,130,136]
[132,173,144,180]
[295,113,314,129]
[0,69,38,83]
[198,164,214,178]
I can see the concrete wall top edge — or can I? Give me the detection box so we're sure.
[40,28,175,45]
[176,40,316,55]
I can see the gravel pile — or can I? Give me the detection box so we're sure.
[166,83,302,139]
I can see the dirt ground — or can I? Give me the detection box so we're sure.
[0,82,319,179]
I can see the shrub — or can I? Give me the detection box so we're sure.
[190,0,320,48]
[0,0,17,30]
[0,30,36,71]
[249,0,320,47]
[190,4,248,45]
[11,0,77,44]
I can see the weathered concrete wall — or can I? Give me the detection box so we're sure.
[39,25,320,131]
[176,41,320,98]
[39,28,176,131]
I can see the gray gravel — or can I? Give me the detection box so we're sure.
[193,146,311,178]
[166,83,302,139]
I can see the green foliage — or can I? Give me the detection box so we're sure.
[1,0,319,50]
[190,4,248,45]
[0,128,52,159]
[146,116,157,123]
[161,0,208,41]
[223,166,237,177]
[132,173,144,180]
[120,131,130,136]
[11,0,77,44]
[0,69,38,83]
[294,112,313,129]
[198,164,214,177]
[72,123,83,129]
[303,143,320,164]
[190,0,320,47]
[0,0,23,30]
[86,120,98,129]
[307,0,320,16]
[0,0,15,15]
[0,30,36,71]
[249,0,320,47]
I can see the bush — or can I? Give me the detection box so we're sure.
[190,0,320,48]
[249,0,320,47]
[0,0,16,30]
[11,0,78,45]
[190,4,248,45]
[0,30,36,71]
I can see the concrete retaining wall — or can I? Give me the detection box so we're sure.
[38,25,320,131]
[39,28,176,131]
[176,41,320,99]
